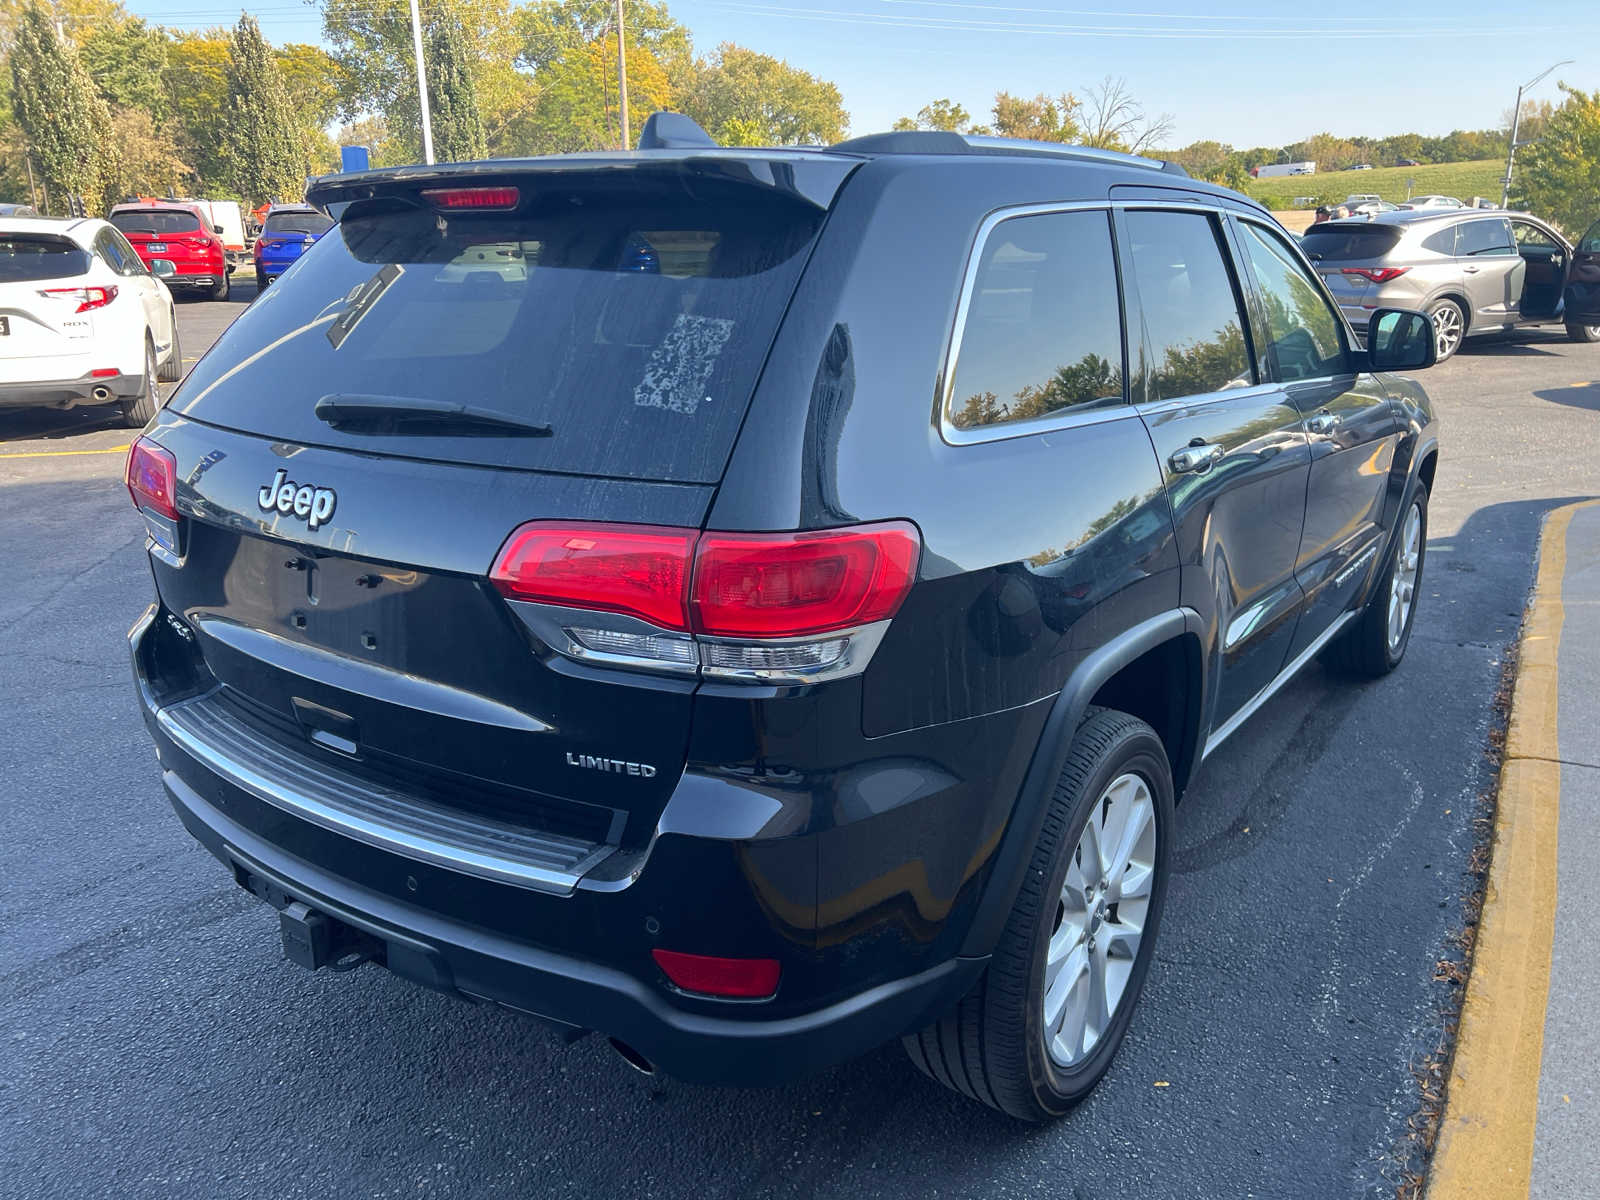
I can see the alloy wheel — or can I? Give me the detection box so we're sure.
[1431,305,1462,359]
[1042,771,1157,1069]
[1388,500,1422,650]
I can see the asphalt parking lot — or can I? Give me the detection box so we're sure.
[4,285,1598,1199]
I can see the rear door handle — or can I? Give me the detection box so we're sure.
[1168,442,1226,473]
[1306,411,1341,434]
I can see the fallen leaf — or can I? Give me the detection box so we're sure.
[1154,1080,1170,1088]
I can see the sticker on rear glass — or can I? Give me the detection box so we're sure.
[633,314,733,416]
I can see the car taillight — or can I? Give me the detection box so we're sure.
[1341,267,1409,284]
[489,520,921,681]
[125,436,178,520]
[38,285,118,313]
[422,186,520,211]
[651,949,780,999]
[692,524,920,638]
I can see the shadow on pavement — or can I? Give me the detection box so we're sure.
[1534,382,1600,412]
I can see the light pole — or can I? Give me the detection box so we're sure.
[616,0,630,150]
[1501,60,1571,209]
[409,0,435,165]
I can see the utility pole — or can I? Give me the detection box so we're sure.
[1501,60,1571,209]
[409,0,435,164]
[616,0,630,150]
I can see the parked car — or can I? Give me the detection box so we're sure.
[1302,208,1600,359]
[1564,218,1600,334]
[253,204,334,286]
[1350,200,1400,218]
[179,198,248,269]
[1399,195,1464,210]
[0,216,181,425]
[0,202,39,217]
[125,118,1440,1121]
[1344,193,1382,208]
[109,201,231,301]
[1397,158,1421,167]
[1347,163,1374,171]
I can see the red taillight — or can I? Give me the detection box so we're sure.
[39,285,118,313]
[490,523,696,630]
[422,186,520,211]
[692,523,920,638]
[651,949,780,999]
[125,436,177,520]
[1341,267,1409,284]
[489,520,922,640]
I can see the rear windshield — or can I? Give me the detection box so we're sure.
[0,235,91,281]
[1299,225,1404,261]
[168,179,825,482]
[263,211,334,236]
[111,210,202,235]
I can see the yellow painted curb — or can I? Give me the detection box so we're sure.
[1427,499,1598,1200]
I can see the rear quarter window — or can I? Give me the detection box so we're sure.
[166,181,826,484]
[0,235,91,281]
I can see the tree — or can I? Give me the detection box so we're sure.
[428,18,487,162]
[10,4,109,212]
[100,106,191,199]
[77,14,169,125]
[893,98,981,134]
[990,92,1078,143]
[1518,85,1600,236]
[683,44,846,146]
[1078,76,1172,154]
[165,31,232,191]
[222,15,304,205]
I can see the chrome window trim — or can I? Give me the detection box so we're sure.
[937,201,1129,448]
[938,197,1285,447]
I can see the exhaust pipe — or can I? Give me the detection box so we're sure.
[91,385,112,402]
[607,1036,656,1076]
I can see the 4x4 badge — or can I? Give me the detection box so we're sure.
[258,469,337,530]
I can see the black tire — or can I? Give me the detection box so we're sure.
[1428,299,1465,361]
[903,707,1174,1121]
[120,337,160,428]
[1566,320,1600,344]
[1324,482,1429,679]
[258,272,272,289]
[208,272,230,302]
[156,311,183,382]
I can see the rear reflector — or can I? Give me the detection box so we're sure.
[125,436,178,520]
[692,524,920,638]
[1340,267,1409,284]
[651,949,781,998]
[490,523,696,630]
[90,368,119,378]
[421,186,520,211]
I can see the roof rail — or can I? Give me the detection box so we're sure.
[826,129,1187,176]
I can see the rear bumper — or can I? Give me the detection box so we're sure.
[0,371,141,409]
[130,608,985,1084]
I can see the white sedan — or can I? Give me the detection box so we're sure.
[1400,195,1465,210]
[0,216,182,427]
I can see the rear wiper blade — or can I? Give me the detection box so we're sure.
[313,394,553,437]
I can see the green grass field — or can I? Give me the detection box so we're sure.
[1242,159,1505,209]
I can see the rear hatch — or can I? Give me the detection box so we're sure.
[143,155,854,846]
[110,208,208,270]
[257,209,333,269]
[1299,221,1406,310]
[0,231,97,381]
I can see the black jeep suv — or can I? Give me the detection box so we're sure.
[127,118,1439,1120]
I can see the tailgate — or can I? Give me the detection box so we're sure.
[146,418,715,846]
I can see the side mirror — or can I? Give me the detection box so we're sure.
[149,258,177,279]
[1366,308,1436,371]
[213,224,224,235]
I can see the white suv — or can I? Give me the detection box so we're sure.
[0,217,182,427]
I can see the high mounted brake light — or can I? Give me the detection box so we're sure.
[421,186,520,212]
[489,520,922,681]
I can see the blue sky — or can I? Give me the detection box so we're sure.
[122,0,1594,147]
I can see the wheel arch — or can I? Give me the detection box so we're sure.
[958,608,1206,958]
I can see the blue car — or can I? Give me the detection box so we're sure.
[252,204,333,287]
